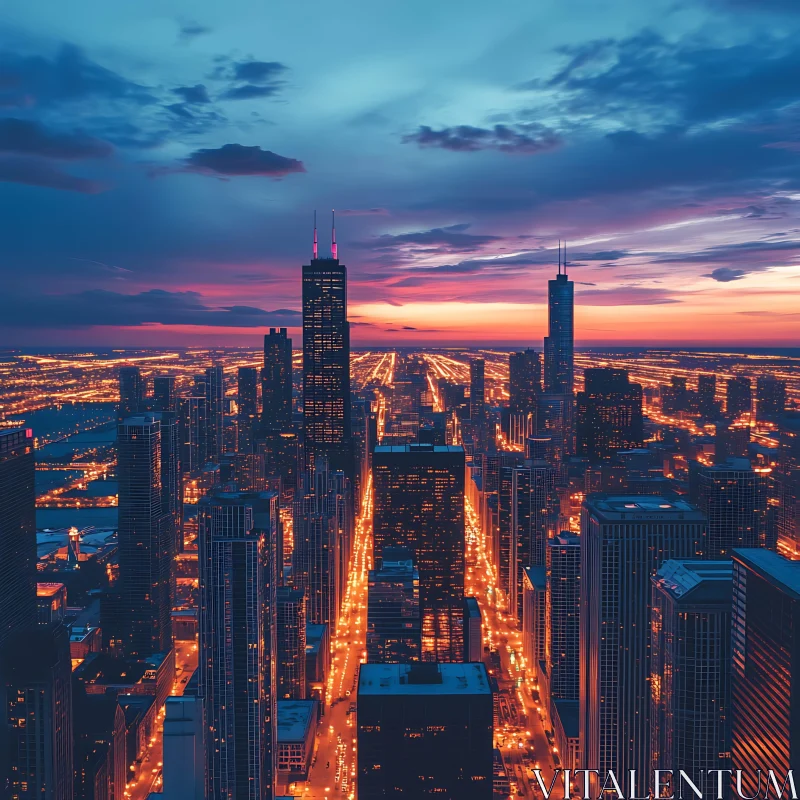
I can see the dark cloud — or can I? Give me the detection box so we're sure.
[402,123,561,154]
[0,289,300,328]
[211,59,288,100]
[178,21,211,41]
[182,143,305,178]
[0,44,154,109]
[356,224,501,253]
[704,267,747,282]
[173,84,210,104]
[0,118,112,159]
[577,286,681,304]
[233,61,287,83]
[339,208,390,216]
[221,84,281,101]
[0,157,104,193]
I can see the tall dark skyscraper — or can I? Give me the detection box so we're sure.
[198,491,279,800]
[726,375,752,417]
[263,327,293,428]
[179,394,207,474]
[357,662,493,799]
[152,375,176,412]
[544,244,574,396]
[373,444,465,662]
[204,365,225,463]
[237,366,259,453]
[697,373,719,418]
[0,428,36,646]
[158,410,183,553]
[651,560,732,782]
[114,414,173,656]
[118,365,143,422]
[302,216,351,475]
[731,549,800,793]
[469,357,485,420]
[580,495,705,785]
[276,587,307,700]
[546,532,580,702]
[576,367,644,462]
[756,374,787,420]
[775,413,800,560]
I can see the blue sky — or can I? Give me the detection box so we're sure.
[2,0,800,346]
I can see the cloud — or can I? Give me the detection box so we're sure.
[173,84,210,104]
[0,118,112,160]
[577,286,681,305]
[178,21,211,41]
[338,208,390,216]
[181,143,306,178]
[356,224,501,253]
[212,59,288,100]
[221,84,281,100]
[233,61,287,83]
[0,157,105,193]
[0,289,301,328]
[704,267,747,282]
[402,123,562,154]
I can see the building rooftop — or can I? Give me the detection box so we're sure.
[374,444,464,454]
[37,582,66,597]
[464,596,481,618]
[359,661,491,696]
[522,565,546,591]
[585,494,703,521]
[733,548,800,600]
[550,531,580,548]
[305,623,327,655]
[277,700,318,742]
[653,560,733,604]
[552,699,579,739]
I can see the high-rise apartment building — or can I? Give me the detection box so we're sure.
[731,549,800,793]
[650,560,733,784]
[263,327,293,429]
[276,587,307,700]
[366,546,421,663]
[152,375,176,413]
[373,444,465,662]
[579,495,705,783]
[576,368,644,462]
[237,366,259,453]
[197,491,279,800]
[178,395,207,474]
[357,662,493,799]
[204,365,225,463]
[546,532,580,702]
[118,366,143,423]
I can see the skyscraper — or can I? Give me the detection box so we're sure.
[118,365,142,422]
[469,357,485,420]
[263,327,293,429]
[697,373,719,418]
[302,216,351,476]
[204,365,225,463]
[756,374,787,420]
[153,375,176,413]
[509,349,541,414]
[158,410,183,553]
[237,366,258,453]
[775,413,800,559]
[276,587,307,700]
[576,368,644,462]
[580,495,705,784]
[695,458,767,557]
[0,428,36,645]
[366,546,421,663]
[114,414,173,656]
[198,491,279,800]
[373,444,465,662]
[650,560,732,784]
[357,662,493,800]
[178,394,207,474]
[544,244,574,396]
[726,375,752,417]
[546,532,580,702]
[731,549,800,793]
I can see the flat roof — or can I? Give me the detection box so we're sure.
[653,560,733,604]
[733,548,800,600]
[277,700,318,742]
[374,444,463,454]
[552,699,579,739]
[359,662,491,696]
[523,565,546,591]
[37,582,66,597]
[305,623,327,654]
[585,494,703,522]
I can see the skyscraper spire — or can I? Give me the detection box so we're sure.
[558,240,562,275]
[313,210,318,259]
[331,209,338,260]
[563,240,567,275]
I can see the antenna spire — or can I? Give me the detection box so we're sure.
[563,241,567,275]
[331,209,337,260]
[558,240,562,275]
[313,210,318,259]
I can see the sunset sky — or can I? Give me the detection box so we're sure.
[2,0,800,347]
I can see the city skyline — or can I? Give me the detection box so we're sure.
[3,1,800,347]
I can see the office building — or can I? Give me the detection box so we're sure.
[544,248,574,396]
[731,549,800,793]
[535,392,572,463]
[366,546,421,663]
[118,366,143,422]
[695,458,767,557]
[373,444,465,662]
[546,532,580,701]
[263,327,293,429]
[302,223,351,476]
[357,662,493,799]
[509,349,541,415]
[276,587,307,700]
[580,496,705,783]
[757,374,787,420]
[36,582,67,626]
[276,700,318,782]
[198,490,279,800]
[726,375,752,417]
[776,413,800,559]
[157,696,204,800]
[158,410,183,553]
[463,596,482,663]
[470,357,485,420]
[237,366,259,453]
[114,414,173,657]
[697,374,719,418]
[522,566,546,682]
[152,375,176,413]
[650,560,733,782]
[178,395,207,474]
[0,428,37,646]
[576,368,643,462]
[204,365,225,462]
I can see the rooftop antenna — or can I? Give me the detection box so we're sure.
[558,239,562,275]
[331,209,338,259]
[313,210,318,259]
[563,240,567,275]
